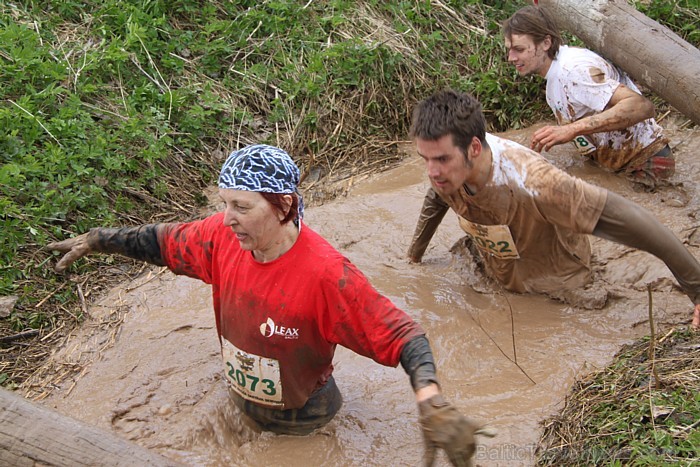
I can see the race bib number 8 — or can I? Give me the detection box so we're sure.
[221,338,284,408]
[458,217,520,259]
[572,135,596,155]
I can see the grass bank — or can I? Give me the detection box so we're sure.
[537,327,700,466]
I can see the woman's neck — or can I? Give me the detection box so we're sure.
[253,222,300,263]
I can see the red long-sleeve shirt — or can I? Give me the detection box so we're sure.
[158,214,424,409]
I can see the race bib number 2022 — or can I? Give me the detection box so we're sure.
[221,338,284,408]
[458,217,520,259]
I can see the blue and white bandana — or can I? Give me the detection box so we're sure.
[218,144,304,221]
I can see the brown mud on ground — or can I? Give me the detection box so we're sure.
[33,118,698,466]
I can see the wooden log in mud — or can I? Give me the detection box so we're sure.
[0,388,181,466]
[538,0,700,125]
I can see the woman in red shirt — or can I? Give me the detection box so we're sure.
[48,144,493,465]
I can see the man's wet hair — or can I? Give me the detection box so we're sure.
[503,6,562,60]
[410,89,486,155]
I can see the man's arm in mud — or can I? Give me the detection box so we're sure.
[532,84,654,152]
[48,225,169,273]
[407,188,450,263]
[592,191,700,327]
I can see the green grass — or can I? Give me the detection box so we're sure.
[633,0,700,47]
[537,328,700,466]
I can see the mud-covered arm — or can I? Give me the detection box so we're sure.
[408,188,450,263]
[592,191,700,325]
[47,225,168,273]
[571,84,655,137]
[532,82,655,152]
[400,334,439,391]
[401,335,496,465]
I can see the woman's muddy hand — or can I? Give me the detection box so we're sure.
[47,232,93,273]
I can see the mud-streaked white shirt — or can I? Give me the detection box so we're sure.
[545,45,667,171]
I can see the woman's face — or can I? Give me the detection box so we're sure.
[219,188,289,255]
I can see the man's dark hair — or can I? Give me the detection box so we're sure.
[502,6,562,60]
[410,89,486,154]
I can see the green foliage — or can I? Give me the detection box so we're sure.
[633,0,700,47]
[1,1,228,332]
[538,329,700,466]
[0,372,12,389]
[577,382,700,464]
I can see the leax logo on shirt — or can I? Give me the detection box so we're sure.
[259,317,300,339]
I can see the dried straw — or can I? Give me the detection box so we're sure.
[536,327,700,465]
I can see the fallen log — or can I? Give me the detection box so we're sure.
[0,388,181,466]
[538,0,700,125]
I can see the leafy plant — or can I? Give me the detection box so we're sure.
[633,0,699,47]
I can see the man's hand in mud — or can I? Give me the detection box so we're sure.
[418,394,496,466]
[47,232,94,273]
[531,125,576,152]
[693,304,700,330]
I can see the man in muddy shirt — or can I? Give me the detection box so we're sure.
[502,5,673,186]
[407,89,700,328]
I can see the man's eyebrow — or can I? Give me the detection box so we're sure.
[416,151,447,159]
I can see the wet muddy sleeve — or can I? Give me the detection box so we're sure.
[592,191,700,304]
[407,188,450,262]
[87,224,167,266]
[400,335,439,391]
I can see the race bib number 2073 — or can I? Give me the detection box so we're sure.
[221,338,284,408]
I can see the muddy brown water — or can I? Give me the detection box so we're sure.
[37,120,698,466]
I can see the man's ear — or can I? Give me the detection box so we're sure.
[542,34,552,52]
[468,136,483,161]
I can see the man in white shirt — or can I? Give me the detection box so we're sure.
[502,5,674,187]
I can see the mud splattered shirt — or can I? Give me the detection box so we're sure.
[412,134,608,294]
[158,214,424,409]
[545,45,667,171]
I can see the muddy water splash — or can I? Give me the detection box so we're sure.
[41,120,698,466]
